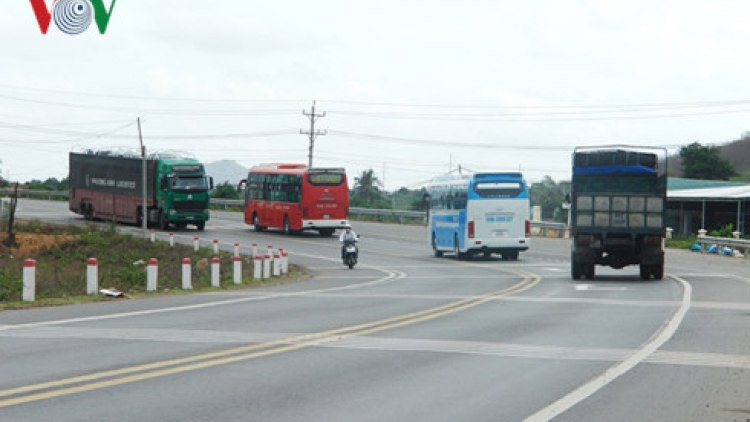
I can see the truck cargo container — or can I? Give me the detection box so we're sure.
[69,150,213,230]
[569,146,667,280]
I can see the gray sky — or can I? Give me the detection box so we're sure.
[3,0,750,190]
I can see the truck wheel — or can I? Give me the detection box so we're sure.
[639,263,651,280]
[83,203,93,221]
[571,262,582,279]
[507,251,519,261]
[652,264,664,280]
[196,222,205,231]
[158,211,169,230]
[585,264,595,279]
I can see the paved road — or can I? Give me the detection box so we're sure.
[1,200,748,421]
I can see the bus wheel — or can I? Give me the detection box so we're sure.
[432,234,443,257]
[318,228,335,237]
[283,216,292,235]
[253,214,265,231]
[506,251,519,261]
[453,235,463,260]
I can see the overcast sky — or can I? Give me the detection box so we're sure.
[3,0,750,190]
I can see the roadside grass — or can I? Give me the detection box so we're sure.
[0,220,306,310]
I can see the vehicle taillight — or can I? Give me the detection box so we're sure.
[468,221,475,239]
[525,220,531,238]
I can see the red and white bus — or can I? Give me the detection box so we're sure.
[238,164,350,236]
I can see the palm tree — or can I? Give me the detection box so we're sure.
[352,169,384,206]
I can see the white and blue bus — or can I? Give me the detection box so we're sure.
[426,172,530,260]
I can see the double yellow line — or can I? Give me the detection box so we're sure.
[0,269,540,408]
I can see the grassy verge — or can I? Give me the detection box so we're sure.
[0,220,307,310]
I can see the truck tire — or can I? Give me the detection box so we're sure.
[571,262,583,279]
[653,264,664,280]
[196,222,205,231]
[158,211,169,230]
[639,263,651,280]
[585,264,595,279]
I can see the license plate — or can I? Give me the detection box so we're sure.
[323,215,330,219]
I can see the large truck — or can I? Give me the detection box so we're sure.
[69,150,213,230]
[569,146,667,280]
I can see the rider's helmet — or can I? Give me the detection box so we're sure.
[344,224,352,232]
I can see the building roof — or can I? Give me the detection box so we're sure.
[668,178,750,201]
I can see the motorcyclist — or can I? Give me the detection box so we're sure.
[339,224,358,260]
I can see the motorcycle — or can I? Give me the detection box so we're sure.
[342,239,359,269]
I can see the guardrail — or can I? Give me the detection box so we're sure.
[695,235,750,258]
[2,189,568,237]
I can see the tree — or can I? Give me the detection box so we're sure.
[350,169,390,208]
[529,176,570,222]
[679,142,737,180]
[211,182,240,199]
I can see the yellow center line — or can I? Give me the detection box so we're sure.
[0,269,541,408]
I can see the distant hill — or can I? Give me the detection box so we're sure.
[205,160,248,186]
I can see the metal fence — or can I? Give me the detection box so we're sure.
[1,189,568,237]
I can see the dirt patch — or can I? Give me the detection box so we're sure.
[0,232,78,257]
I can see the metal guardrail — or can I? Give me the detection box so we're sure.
[2,189,568,237]
[695,235,750,258]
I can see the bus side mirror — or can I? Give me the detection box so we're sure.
[237,179,247,192]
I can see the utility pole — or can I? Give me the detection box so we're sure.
[137,118,147,238]
[300,101,326,168]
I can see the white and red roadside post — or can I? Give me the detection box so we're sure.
[213,239,219,254]
[262,254,271,279]
[22,259,36,302]
[193,236,200,252]
[233,242,240,257]
[86,258,98,295]
[147,258,158,292]
[253,255,262,280]
[279,248,288,274]
[182,258,192,289]
[169,233,174,247]
[252,243,258,258]
[150,230,156,243]
[273,250,281,277]
[233,256,242,285]
[211,256,220,287]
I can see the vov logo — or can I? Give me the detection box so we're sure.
[29,0,117,35]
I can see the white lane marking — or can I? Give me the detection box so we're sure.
[523,274,692,422]
[575,284,628,291]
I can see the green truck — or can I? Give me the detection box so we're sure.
[569,146,667,280]
[69,151,213,230]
